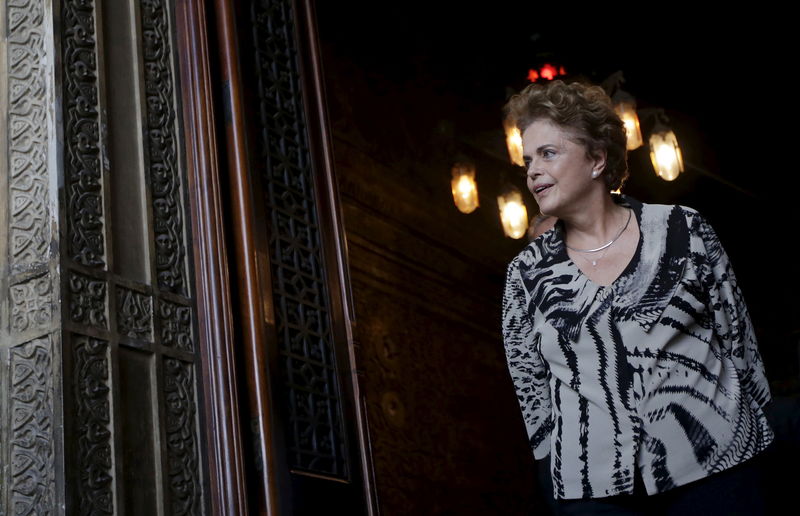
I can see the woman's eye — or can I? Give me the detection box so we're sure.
[542,149,555,159]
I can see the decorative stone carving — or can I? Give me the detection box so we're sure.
[9,337,55,515]
[2,1,206,515]
[7,0,50,269]
[10,275,52,334]
[117,287,153,341]
[74,336,113,515]
[157,299,193,351]
[163,358,200,515]
[63,0,105,268]
[141,0,187,295]
[69,272,108,329]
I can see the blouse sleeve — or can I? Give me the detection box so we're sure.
[502,256,553,459]
[696,214,772,409]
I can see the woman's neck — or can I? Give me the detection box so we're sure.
[561,194,628,249]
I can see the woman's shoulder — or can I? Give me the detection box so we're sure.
[637,199,707,232]
[639,201,721,257]
[506,241,538,274]
[666,203,715,235]
[504,233,562,294]
[510,225,563,270]
[638,198,698,217]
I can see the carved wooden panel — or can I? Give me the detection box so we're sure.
[250,0,350,479]
[157,299,193,352]
[68,271,108,329]
[141,0,188,296]
[58,0,205,514]
[73,336,113,516]
[163,358,201,515]
[63,0,106,268]
[117,287,154,342]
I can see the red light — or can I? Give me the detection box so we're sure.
[540,63,557,81]
[526,64,568,82]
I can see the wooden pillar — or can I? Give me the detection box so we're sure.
[1,0,217,513]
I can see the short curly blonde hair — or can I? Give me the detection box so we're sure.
[504,80,628,191]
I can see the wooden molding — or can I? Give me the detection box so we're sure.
[211,0,283,514]
[174,0,249,513]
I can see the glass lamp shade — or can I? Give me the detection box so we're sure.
[451,163,479,213]
[614,100,643,150]
[503,118,525,167]
[497,189,529,239]
[649,127,684,181]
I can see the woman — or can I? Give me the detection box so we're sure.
[501,80,774,515]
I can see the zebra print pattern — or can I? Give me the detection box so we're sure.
[501,194,773,500]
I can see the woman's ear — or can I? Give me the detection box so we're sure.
[591,148,607,176]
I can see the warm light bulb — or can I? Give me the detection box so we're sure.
[649,128,684,181]
[503,118,525,167]
[498,190,528,239]
[614,101,643,150]
[457,176,471,196]
[656,143,676,167]
[451,164,479,213]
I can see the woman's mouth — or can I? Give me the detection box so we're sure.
[534,184,553,195]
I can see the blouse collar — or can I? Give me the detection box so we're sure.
[517,194,689,341]
[549,193,642,264]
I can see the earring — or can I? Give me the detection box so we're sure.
[591,170,599,178]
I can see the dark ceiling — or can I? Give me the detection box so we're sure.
[318,3,794,203]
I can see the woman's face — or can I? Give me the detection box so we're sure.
[522,119,605,218]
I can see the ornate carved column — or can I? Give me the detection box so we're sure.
[1,0,61,513]
[1,1,209,513]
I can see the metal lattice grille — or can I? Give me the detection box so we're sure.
[251,0,349,478]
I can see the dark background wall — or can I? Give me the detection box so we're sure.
[315,3,798,514]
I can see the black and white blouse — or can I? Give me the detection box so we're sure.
[501,194,773,500]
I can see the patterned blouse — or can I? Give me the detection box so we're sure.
[501,194,773,500]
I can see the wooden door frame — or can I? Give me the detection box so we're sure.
[174,0,378,514]
[175,0,250,514]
